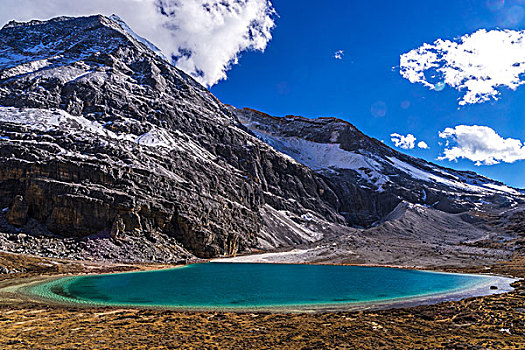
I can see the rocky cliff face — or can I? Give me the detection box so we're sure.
[0,15,522,263]
[0,15,344,260]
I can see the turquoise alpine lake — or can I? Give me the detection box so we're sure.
[26,263,505,310]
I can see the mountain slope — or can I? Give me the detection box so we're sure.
[234,107,522,227]
[0,15,346,261]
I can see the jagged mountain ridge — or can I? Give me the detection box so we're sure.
[235,107,522,226]
[0,15,521,263]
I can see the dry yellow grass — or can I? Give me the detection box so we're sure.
[0,252,524,350]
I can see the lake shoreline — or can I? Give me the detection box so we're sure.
[1,260,519,314]
[1,251,524,349]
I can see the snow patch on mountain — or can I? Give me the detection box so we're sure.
[0,107,215,161]
[0,107,123,138]
[483,183,520,195]
[250,129,389,189]
[136,127,178,148]
[0,58,56,79]
[387,156,519,195]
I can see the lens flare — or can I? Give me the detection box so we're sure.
[371,101,387,118]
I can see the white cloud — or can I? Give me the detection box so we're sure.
[400,29,525,105]
[391,133,430,150]
[0,0,276,87]
[391,133,416,150]
[438,125,525,165]
[334,50,344,60]
[417,141,429,149]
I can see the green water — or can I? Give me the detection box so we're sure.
[29,263,492,309]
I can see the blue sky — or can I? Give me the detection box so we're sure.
[211,0,525,188]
